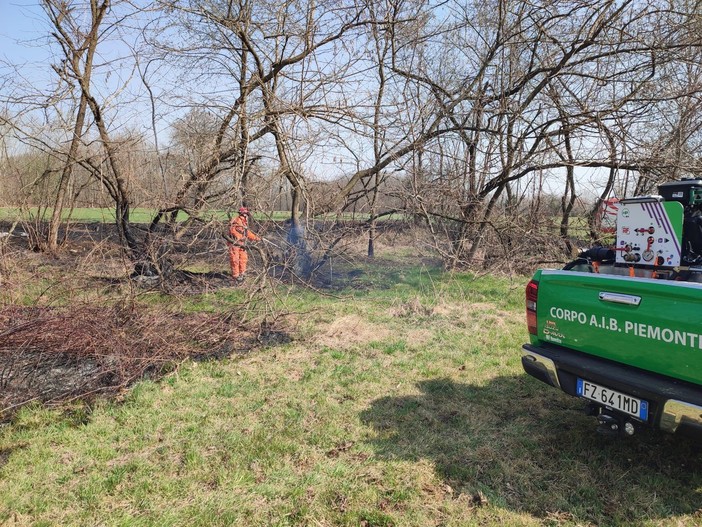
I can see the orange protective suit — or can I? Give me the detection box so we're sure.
[228,213,260,280]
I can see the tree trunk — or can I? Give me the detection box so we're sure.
[44,0,103,252]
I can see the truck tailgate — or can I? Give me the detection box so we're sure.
[534,270,702,386]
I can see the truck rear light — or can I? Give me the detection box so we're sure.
[526,279,539,335]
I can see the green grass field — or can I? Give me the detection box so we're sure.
[0,207,251,224]
[0,207,161,223]
[0,207,400,224]
[0,207,289,223]
[0,264,701,526]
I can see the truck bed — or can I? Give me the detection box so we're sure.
[531,269,702,387]
[523,268,702,435]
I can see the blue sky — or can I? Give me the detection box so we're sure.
[0,2,49,65]
[0,1,161,141]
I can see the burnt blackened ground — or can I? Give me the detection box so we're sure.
[0,304,258,421]
[0,219,430,420]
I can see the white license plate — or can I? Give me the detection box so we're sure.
[577,379,649,421]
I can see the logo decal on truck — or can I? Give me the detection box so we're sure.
[543,320,565,343]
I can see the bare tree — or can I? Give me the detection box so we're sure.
[4,0,702,278]
[379,0,702,267]
[43,0,105,251]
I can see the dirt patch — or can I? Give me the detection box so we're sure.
[313,313,432,351]
[315,314,393,349]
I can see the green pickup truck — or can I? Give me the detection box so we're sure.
[522,179,702,437]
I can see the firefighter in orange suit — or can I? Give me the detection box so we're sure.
[228,207,260,282]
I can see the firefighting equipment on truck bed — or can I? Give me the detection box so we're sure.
[562,179,702,279]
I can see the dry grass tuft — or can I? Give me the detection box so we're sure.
[315,314,392,349]
[390,297,435,317]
